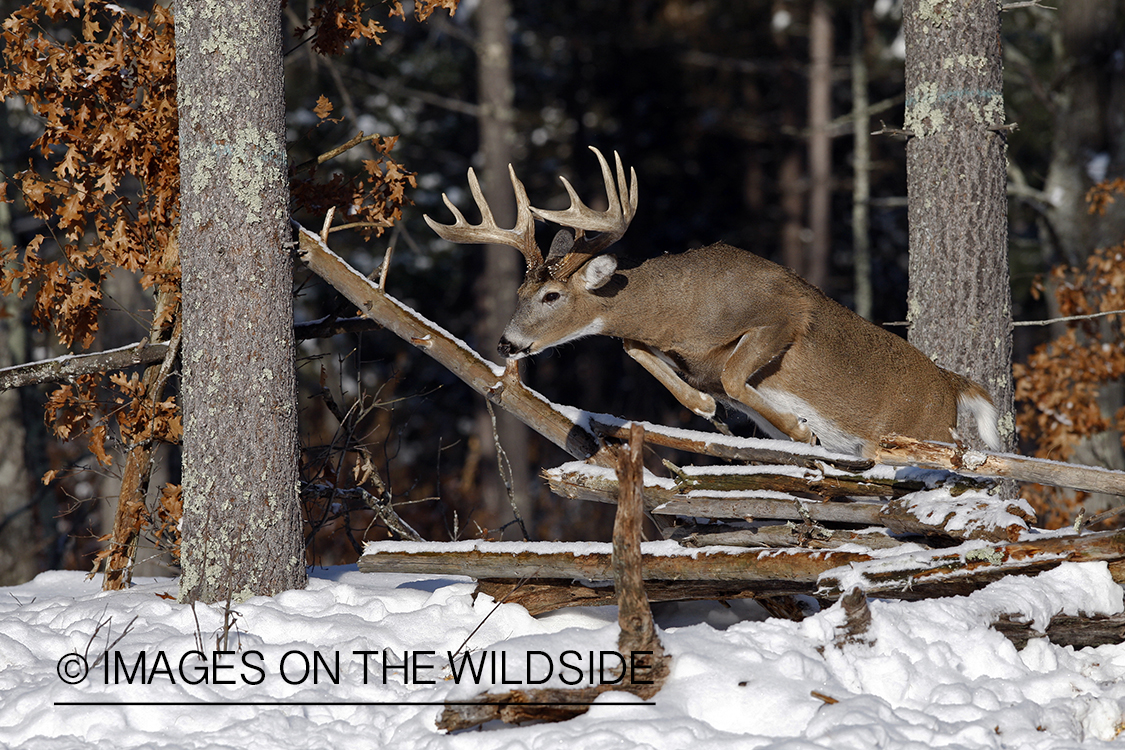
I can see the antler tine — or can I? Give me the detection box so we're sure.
[533,147,638,279]
[424,165,543,271]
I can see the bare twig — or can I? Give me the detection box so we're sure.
[1001,0,1056,10]
[871,120,914,139]
[486,399,529,540]
[1011,309,1125,327]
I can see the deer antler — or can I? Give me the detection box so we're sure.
[424,164,542,272]
[532,147,638,281]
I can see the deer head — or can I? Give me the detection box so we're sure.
[424,147,637,359]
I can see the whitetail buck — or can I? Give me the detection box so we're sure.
[425,148,1000,458]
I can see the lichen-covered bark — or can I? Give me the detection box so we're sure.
[175,0,306,602]
[903,0,1015,451]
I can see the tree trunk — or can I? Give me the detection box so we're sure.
[806,0,833,292]
[903,0,1014,452]
[175,0,306,603]
[851,0,873,320]
[0,226,36,586]
[473,0,533,535]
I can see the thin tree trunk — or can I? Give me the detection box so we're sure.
[175,0,306,603]
[0,190,36,586]
[851,0,872,320]
[101,290,179,591]
[0,114,40,585]
[806,0,833,291]
[473,0,533,535]
[903,0,1014,452]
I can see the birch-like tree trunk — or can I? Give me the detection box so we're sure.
[903,0,1014,451]
[175,0,306,602]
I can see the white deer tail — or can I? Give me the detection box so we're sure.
[958,390,1000,451]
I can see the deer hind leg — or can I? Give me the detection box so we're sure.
[623,340,732,433]
[720,328,814,444]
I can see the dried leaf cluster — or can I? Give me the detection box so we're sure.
[0,0,453,574]
[0,1,179,349]
[1014,179,1125,525]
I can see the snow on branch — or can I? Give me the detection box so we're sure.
[0,341,171,391]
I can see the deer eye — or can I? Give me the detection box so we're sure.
[542,291,560,304]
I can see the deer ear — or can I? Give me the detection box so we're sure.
[582,254,618,290]
[547,230,574,261]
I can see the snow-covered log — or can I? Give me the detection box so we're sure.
[876,435,1125,497]
[359,529,1125,606]
[544,461,1033,542]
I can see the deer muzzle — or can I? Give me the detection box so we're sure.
[497,336,530,360]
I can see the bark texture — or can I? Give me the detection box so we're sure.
[175,0,306,603]
[903,0,1014,451]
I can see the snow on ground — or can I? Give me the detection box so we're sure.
[1,562,1124,749]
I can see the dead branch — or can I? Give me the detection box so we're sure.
[590,417,874,473]
[301,482,422,542]
[0,340,171,391]
[875,435,1125,498]
[0,315,386,393]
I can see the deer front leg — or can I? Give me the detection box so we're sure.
[623,340,728,430]
[720,328,814,444]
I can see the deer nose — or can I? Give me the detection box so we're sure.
[497,337,528,359]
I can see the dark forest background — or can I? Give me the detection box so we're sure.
[2,0,1124,583]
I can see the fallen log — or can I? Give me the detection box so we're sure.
[360,529,1125,605]
[991,611,1125,649]
[473,578,805,616]
[544,462,1032,542]
[589,416,875,473]
[876,435,1125,498]
[666,522,920,550]
[593,418,1125,502]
